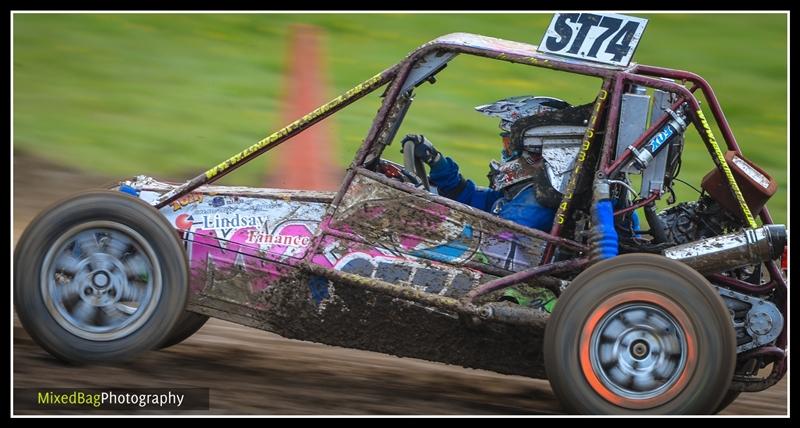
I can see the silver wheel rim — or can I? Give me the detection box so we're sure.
[589,303,688,401]
[40,221,162,341]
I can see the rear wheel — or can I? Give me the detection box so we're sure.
[14,191,189,363]
[714,390,741,414]
[544,253,736,414]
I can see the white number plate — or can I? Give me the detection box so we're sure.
[539,13,648,67]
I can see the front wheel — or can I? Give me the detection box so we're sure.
[14,190,189,363]
[157,311,209,349]
[544,253,736,414]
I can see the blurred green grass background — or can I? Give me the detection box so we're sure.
[13,13,787,224]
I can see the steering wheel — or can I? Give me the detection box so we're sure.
[375,158,427,190]
[401,138,431,191]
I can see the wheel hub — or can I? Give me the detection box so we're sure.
[589,303,688,401]
[92,271,109,288]
[630,339,650,360]
[40,221,162,341]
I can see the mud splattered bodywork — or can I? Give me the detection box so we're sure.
[330,173,549,279]
[132,176,554,378]
[137,178,330,309]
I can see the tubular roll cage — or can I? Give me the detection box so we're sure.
[149,33,786,385]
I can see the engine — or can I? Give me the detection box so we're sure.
[656,195,741,245]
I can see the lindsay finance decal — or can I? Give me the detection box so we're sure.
[245,230,311,247]
[175,213,268,238]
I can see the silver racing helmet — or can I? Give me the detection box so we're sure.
[475,95,570,133]
[478,96,570,198]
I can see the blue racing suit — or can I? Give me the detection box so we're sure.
[428,156,556,231]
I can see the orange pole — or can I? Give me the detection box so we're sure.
[268,23,339,191]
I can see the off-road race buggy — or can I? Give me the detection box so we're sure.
[14,15,788,415]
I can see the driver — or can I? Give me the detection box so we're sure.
[401,95,569,312]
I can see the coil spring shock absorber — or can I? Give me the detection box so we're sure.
[628,105,689,171]
[590,179,619,261]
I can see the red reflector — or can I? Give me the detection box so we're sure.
[781,247,787,271]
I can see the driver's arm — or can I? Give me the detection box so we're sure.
[403,134,502,212]
[429,156,502,213]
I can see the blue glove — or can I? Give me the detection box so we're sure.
[401,134,441,165]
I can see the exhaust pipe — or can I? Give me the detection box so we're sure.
[664,225,786,274]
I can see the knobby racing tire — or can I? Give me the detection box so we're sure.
[544,253,736,414]
[157,311,209,349]
[714,390,741,414]
[14,190,189,363]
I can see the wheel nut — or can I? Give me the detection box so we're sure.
[631,340,649,359]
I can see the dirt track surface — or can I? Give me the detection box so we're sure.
[12,150,788,415]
